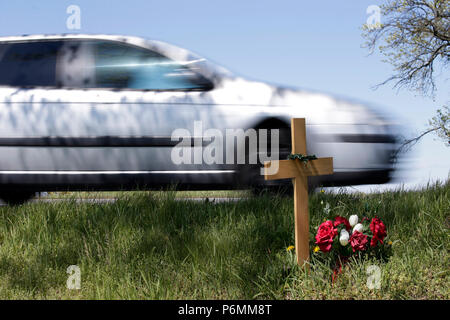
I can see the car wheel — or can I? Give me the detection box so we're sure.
[237,120,292,193]
[241,121,320,196]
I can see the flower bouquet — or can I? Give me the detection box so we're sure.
[313,214,391,280]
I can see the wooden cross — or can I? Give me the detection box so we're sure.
[264,118,333,266]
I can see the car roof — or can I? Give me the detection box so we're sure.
[0,34,233,81]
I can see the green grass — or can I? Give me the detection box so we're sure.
[0,182,448,299]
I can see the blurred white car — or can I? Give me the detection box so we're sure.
[0,34,397,203]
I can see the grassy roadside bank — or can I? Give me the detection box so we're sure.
[0,182,448,299]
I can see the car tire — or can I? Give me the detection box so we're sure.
[237,120,292,193]
[241,121,320,196]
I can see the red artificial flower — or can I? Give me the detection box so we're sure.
[370,217,387,247]
[315,220,338,252]
[334,216,351,231]
[349,231,368,252]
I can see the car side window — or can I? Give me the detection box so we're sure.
[92,41,213,91]
[0,41,62,87]
[55,41,95,88]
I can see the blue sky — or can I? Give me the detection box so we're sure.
[0,0,448,190]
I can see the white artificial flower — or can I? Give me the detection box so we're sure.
[353,223,363,234]
[339,229,349,246]
[349,215,359,227]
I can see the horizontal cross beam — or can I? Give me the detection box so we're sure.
[264,158,333,181]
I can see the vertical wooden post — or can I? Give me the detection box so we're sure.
[291,119,310,267]
[264,118,333,267]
